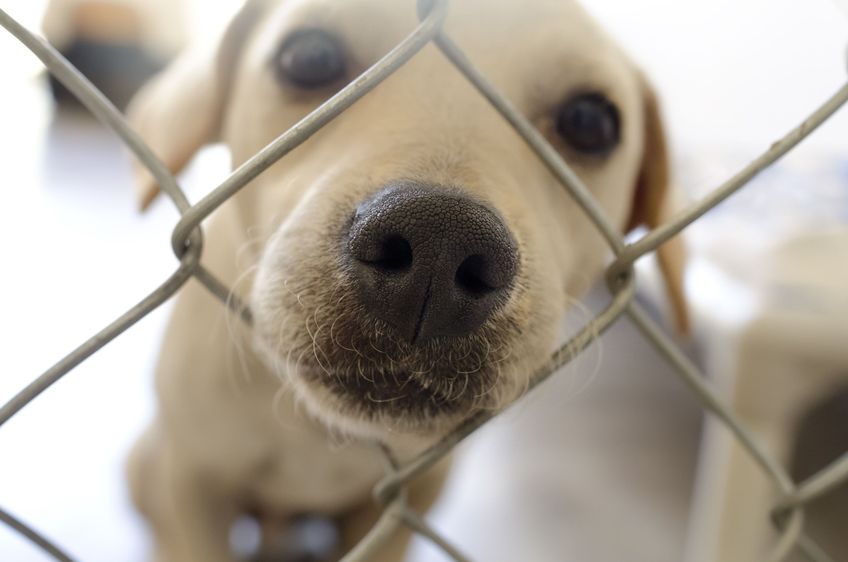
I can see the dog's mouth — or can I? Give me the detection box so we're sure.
[298,363,485,421]
[251,211,533,433]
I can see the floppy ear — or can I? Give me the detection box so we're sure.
[627,79,689,334]
[127,0,270,210]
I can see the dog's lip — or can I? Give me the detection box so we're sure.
[302,367,435,400]
[298,366,471,414]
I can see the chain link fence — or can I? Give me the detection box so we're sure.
[1,1,847,561]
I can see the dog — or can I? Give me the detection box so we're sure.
[126,0,686,560]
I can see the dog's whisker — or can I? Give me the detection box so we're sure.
[367,330,391,358]
[304,315,334,379]
[223,263,261,387]
[292,346,312,380]
[457,373,470,399]
[274,335,293,380]
[270,384,302,433]
[282,278,310,310]
[359,364,376,384]
[365,392,407,404]
[452,340,475,363]
[561,292,605,396]
[329,296,362,356]
[396,372,416,391]
[474,364,502,401]
[489,334,514,365]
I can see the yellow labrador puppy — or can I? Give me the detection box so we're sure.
[127,0,685,560]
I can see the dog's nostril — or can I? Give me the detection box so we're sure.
[455,255,497,297]
[369,235,413,272]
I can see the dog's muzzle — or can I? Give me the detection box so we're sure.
[345,182,520,343]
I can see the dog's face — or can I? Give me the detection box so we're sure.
[130,0,683,442]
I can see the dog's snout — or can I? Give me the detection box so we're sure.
[346,182,519,343]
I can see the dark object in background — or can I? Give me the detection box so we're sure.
[43,1,182,110]
[49,38,165,110]
[790,385,848,561]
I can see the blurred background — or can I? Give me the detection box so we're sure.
[0,0,846,561]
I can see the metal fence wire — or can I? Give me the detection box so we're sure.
[1,1,848,561]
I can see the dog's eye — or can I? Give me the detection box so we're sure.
[276,29,346,88]
[556,93,621,155]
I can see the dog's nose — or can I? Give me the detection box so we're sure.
[347,182,519,343]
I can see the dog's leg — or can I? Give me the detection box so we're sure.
[336,457,451,562]
[128,423,239,562]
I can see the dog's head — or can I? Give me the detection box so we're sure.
[130,0,686,442]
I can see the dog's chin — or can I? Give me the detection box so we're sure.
[287,362,482,440]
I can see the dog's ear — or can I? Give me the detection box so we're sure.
[627,78,689,334]
[127,0,269,210]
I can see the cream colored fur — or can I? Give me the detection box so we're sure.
[126,1,685,560]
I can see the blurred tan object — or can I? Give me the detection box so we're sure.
[683,161,848,562]
[42,0,189,108]
[43,0,187,58]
